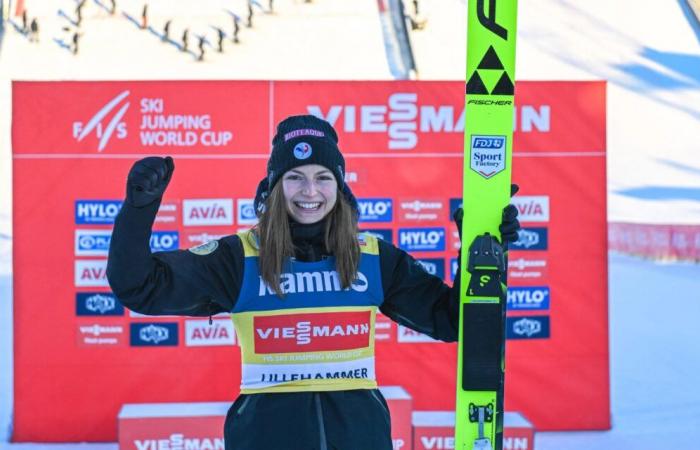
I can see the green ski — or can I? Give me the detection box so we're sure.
[455,0,518,449]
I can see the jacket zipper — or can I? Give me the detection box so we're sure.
[314,393,328,450]
[236,395,252,416]
[369,389,391,420]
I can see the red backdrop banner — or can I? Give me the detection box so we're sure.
[12,80,609,442]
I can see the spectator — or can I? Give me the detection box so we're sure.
[29,18,39,42]
[232,15,240,43]
[163,19,171,42]
[22,9,28,32]
[269,0,274,13]
[72,31,81,54]
[247,1,253,28]
[181,28,189,52]
[141,3,148,29]
[217,27,224,52]
[110,0,116,15]
[76,0,86,27]
[197,36,205,61]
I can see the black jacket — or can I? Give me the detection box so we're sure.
[107,200,460,450]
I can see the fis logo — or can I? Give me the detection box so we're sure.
[470,135,506,179]
[507,287,550,310]
[183,199,234,226]
[150,231,179,252]
[76,292,124,316]
[511,227,548,250]
[416,258,445,279]
[506,316,550,340]
[130,323,179,346]
[237,199,258,225]
[512,196,550,222]
[75,230,112,256]
[72,90,130,152]
[398,228,445,252]
[358,199,393,222]
[360,229,392,244]
[75,200,122,224]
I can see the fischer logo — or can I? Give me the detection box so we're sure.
[75,260,109,287]
[185,319,236,346]
[259,270,369,296]
[72,91,130,152]
[75,200,122,224]
[358,199,393,222]
[254,311,371,353]
[420,436,454,449]
[507,287,550,310]
[183,199,233,226]
[308,96,550,150]
[398,228,446,251]
[512,196,550,222]
[133,434,224,450]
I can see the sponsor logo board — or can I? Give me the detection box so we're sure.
[183,199,234,226]
[130,323,179,346]
[416,258,445,279]
[237,199,258,226]
[397,325,438,343]
[358,199,393,222]
[398,199,446,222]
[77,324,125,346]
[506,316,550,340]
[75,260,109,287]
[75,200,122,224]
[512,196,550,222]
[76,292,124,316]
[398,228,446,252]
[510,227,548,251]
[75,229,112,256]
[508,256,548,282]
[185,319,236,346]
[253,311,371,353]
[507,287,550,311]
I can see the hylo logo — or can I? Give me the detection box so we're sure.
[75,200,122,224]
[358,199,393,222]
[398,228,445,251]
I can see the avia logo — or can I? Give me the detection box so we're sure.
[185,319,236,346]
[75,260,109,287]
[183,199,233,226]
[259,270,369,296]
[512,196,550,222]
[308,97,549,150]
[420,436,454,449]
[253,311,371,353]
[72,91,130,152]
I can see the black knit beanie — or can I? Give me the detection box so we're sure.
[267,114,345,190]
[254,114,358,217]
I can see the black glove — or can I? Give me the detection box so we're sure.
[452,183,521,245]
[126,156,174,207]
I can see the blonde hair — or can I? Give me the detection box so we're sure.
[253,182,360,297]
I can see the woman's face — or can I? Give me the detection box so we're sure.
[281,164,338,224]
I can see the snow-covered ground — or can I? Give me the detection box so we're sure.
[1,0,699,447]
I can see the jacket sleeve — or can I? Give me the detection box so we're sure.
[377,239,460,342]
[106,200,243,316]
